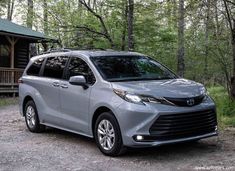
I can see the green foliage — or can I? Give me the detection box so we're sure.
[0,0,232,86]
[208,87,235,127]
[0,0,7,17]
[0,97,18,107]
[4,0,230,85]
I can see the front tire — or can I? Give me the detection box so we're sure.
[94,112,125,156]
[24,100,45,133]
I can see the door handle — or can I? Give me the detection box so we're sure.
[52,82,60,87]
[61,84,68,89]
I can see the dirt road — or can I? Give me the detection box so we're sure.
[0,105,235,171]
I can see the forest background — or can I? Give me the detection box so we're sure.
[1,0,235,126]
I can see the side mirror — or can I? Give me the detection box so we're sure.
[69,75,89,89]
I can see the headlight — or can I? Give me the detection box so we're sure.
[113,89,144,105]
[125,94,142,103]
[200,86,208,95]
[199,86,210,102]
[113,89,174,105]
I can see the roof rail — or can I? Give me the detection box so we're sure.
[39,47,116,55]
[40,48,71,55]
[63,47,106,51]
[49,48,71,52]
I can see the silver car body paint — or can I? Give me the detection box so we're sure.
[19,50,217,147]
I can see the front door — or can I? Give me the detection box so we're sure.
[60,56,96,134]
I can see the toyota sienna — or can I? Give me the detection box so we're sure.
[19,49,218,156]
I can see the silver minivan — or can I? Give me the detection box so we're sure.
[19,49,218,156]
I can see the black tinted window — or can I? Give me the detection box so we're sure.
[43,56,68,79]
[67,57,96,85]
[27,58,44,76]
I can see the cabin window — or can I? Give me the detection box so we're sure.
[0,45,10,67]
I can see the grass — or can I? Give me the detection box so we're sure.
[0,97,18,107]
[208,86,235,127]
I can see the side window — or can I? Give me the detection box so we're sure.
[27,58,44,76]
[67,57,96,85]
[43,56,68,79]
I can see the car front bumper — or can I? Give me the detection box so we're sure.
[115,96,218,147]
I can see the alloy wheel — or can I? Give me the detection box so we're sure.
[26,105,36,129]
[97,119,115,151]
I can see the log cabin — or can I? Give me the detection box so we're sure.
[0,18,52,95]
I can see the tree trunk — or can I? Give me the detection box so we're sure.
[43,0,48,51]
[177,0,185,77]
[204,0,211,81]
[127,0,134,51]
[231,25,235,97]
[214,0,219,40]
[43,0,48,35]
[27,0,34,28]
[214,0,230,93]
[222,0,235,98]
[7,0,11,20]
[121,0,128,51]
[7,0,14,21]
[27,0,36,56]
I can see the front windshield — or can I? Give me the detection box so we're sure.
[91,56,177,82]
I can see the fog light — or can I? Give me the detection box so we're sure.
[136,135,144,141]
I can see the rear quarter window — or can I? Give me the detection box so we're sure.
[26,58,45,76]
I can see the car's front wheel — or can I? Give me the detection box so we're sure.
[24,100,45,133]
[94,112,125,156]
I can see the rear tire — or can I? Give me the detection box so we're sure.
[94,112,125,156]
[24,100,45,133]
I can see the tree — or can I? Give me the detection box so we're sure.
[27,0,33,28]
[127,0,134,51]
[78,0,115,48]
[42,0,48,51]
[177,0,185,77]
[204,0,211,80]
[7,0,14,21]
[222,0,235,98]
[43,0,48,36]
[8,0,232,95]
[121,0,128,51]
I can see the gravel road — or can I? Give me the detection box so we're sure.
[0,105,235,171]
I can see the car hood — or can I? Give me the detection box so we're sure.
[111,79,205,98]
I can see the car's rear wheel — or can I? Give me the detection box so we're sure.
[24,100,45,133]
[94,112,125,156]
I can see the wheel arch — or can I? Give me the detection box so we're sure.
[22,95,34,116]
[92,106,116,136]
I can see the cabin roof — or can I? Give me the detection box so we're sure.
[0,18,48,40]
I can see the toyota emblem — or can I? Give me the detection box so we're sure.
[187,98,195,106]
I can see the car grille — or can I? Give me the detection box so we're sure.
[149,110,217,141]
[164,95,205,107]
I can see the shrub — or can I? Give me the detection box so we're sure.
[208,86,235,127]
